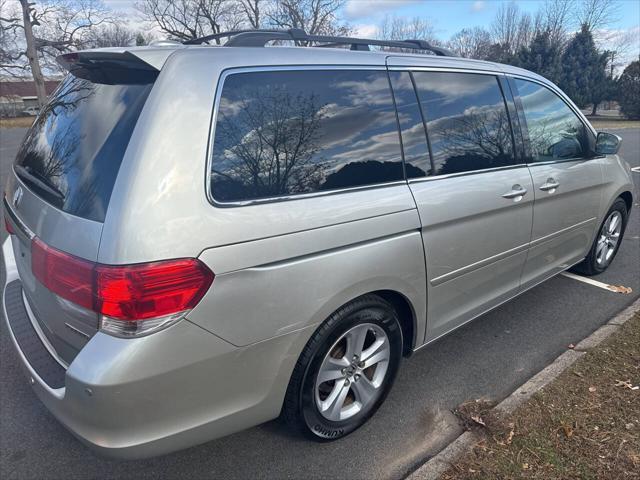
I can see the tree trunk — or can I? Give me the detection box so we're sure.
[591,103,598,116]
[19,0,47,107]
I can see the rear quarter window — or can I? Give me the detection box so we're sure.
[14,73,154,222]
[209,69,404,203]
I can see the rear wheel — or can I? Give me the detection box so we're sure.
[572,198,628,276]
[283,295,403,441]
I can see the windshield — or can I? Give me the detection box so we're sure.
[14,72,155,222]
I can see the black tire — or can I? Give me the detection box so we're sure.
[571,198,628,276]
[282,294,403,441]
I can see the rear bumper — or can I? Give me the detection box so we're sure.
[2,237,308,458]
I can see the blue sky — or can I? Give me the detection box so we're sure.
[343,0,640,39]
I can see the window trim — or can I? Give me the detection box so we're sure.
[508,75,601,165]
[408,68,522,179]
[206,64,406,208]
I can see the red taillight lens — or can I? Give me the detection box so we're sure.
[31,237,214,325]
[95,259,214,321]
[5,216,15,235]
[31,237,94,310]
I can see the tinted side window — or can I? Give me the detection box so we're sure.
[210,70,403,203]
[388,71,431,178]
[413,72,516,175]
[514,79,589,162]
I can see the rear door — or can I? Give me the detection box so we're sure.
[510,77,604,289]
[388,65,534,342]
[4,63,156,364]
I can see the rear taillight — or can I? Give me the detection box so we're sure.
[31,237,214,337]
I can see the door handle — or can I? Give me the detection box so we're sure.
[501,184,528,200]
[540,178,560,192]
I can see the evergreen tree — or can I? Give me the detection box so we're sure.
[515,31,562,84]
[559,24,610,115]
[617,60,640,119]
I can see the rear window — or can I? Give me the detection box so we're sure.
[210,69,403,203]
[14,73,155,222]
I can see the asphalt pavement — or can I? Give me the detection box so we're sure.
[0,127,639,480]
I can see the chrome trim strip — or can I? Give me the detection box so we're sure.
[526,157,603,167]
[205,65,399,208]
[430,242,530,286]
[529,217,597,248]
[408,164,528,183]
[64,322,91,340]
[22,290,69,369]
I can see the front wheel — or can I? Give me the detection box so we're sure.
[572,198,628,276]
[282,295,403,441]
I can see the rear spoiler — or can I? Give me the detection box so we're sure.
[57,48,178,84]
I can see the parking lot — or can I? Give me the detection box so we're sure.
[1,127,638,480]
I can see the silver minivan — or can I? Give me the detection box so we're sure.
[2,29,634,458]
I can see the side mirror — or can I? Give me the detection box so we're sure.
[595,132,622,155]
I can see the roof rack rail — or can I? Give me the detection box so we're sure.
[183,28,454,57]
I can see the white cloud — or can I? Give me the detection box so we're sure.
[343,0,414,21]
[354,24,379,38]
[471,1,486,12]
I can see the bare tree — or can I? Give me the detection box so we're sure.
[0,1,27,75]
[239,0,263,29]
[491,1,521,54]
[576,0,620,31]
[376,14,438,53]
[266,0,349,36]
[448,27,492,59]
[136,0,244,42]
[89,23,136,48]
[542,0,574,48]
[2,1,113,106]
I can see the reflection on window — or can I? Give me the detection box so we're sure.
[514,79,588,162]
[413,72,515,175]
[210,70,403,202]
[388,71,431,178]
[15,74,153,222]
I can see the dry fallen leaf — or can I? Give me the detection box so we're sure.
[589,386,597,393]
[471,415,486,426]
[562,424,573,438]
[606,285,632,294]
[614,380,638,390]
[522,463,529,470]
[506,427,515,445]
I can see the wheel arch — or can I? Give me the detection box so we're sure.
[371,290,417,357]
[619,191,633,213]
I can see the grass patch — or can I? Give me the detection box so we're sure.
[443,313,640,480]
[0,117,34,129]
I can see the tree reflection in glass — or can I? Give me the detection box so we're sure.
[211,70,404,202]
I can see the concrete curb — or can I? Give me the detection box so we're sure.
[407,298,640,480]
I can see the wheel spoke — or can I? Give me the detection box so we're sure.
[317,357,348,384]
[352,376,378,406]
[322,382,350,421]
[361,337,389,369]
[346,325,369,360]
[608,214,619,233]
